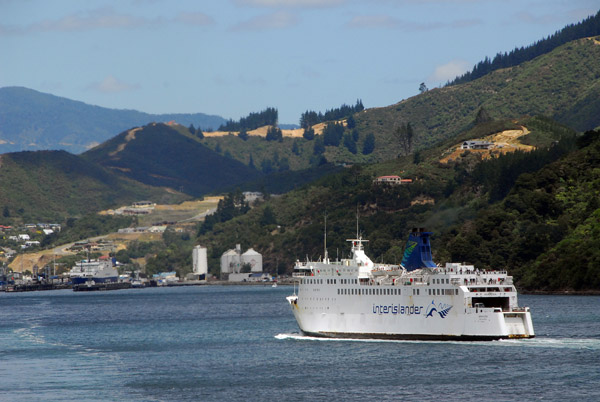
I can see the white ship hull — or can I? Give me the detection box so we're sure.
[287,232,535,341]
[288,288,534,340]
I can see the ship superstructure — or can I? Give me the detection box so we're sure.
[286,229,534,340]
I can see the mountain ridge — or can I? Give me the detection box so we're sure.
[0,149,187,222]
[0,86,227,154]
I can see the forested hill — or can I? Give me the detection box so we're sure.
[449,10,600,85]
[353,36,600,162]
[82,123,261,197]
[200,35,600,173]
[0,87,226,154]
[0,150,186,222]
[185,125,600,292]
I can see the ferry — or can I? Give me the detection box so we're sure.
[68,257,118,285]
[286,229,534,341]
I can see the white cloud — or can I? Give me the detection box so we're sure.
[346,15,401,29]
[345,15,480,31]
[1,7,214,35]
[87,75,140,93]
[430,60,471,82]
[34,7,150,32]
[231,11,298,31]
[174,12,215,26]
[235,0,344,8]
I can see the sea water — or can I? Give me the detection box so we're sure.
[1,286,599,401]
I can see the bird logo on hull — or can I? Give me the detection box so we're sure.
[425,300,453,318]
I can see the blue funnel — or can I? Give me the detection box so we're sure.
[401,229,437,271]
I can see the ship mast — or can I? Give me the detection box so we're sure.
[356,205,359,239]
[323,212,329,263]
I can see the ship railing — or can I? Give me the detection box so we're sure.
[459,276,513,286]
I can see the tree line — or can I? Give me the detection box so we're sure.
[219,107,278,131]
[449,10,600,86]
[300,100,364,128]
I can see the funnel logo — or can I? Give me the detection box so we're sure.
[425,301,453,318]
[401,241,417,265]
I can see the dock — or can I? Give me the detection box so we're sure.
[72,282,132,292]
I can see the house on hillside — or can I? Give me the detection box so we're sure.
[373,175,413,185]
[461,140,494,150]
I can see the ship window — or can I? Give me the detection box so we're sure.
[417,289,419,295]
[455,289,459,295]
[446,279,449,284]
[337,289,340,295]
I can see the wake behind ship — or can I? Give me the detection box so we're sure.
[286,229,534,341]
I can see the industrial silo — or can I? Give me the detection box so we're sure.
[242,248,263,272]
[192,245,208,276]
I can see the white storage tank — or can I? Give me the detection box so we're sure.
[242,248,263,272]
[192,245,208,275]
[220,249,240,274]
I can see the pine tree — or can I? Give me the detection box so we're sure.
[313,136,325,155]
[475,107,493,125]
[303,127,315,140]
[347,115,356,129]
[266,126,282,141]
[362,133,375,155]
[292,141,300,155]
[343,133,357,154]
[238,129,249,141]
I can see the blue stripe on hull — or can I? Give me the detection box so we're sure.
[71,277,118,285]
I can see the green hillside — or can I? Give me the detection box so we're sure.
[83,123,262,197]
[352,37,600,163]
[198,37,600,170]
[0,86,226,154]
[146,117,600,293]
[0,150,186,222]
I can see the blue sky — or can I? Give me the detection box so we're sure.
[1,0,597,125]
